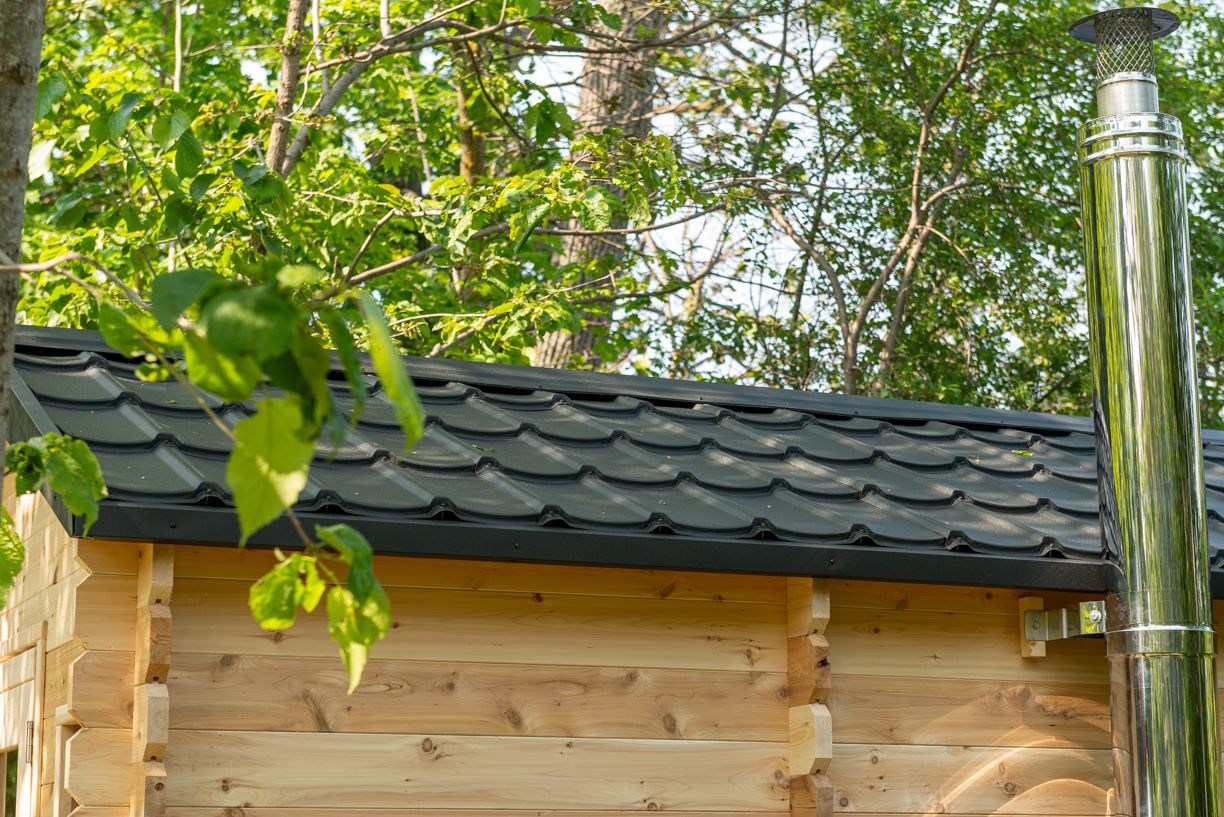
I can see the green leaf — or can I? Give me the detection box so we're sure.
[150,268,224,330]
[263,330,331,431]
[596,7,622,30]
[175,130,205,178]
[226,398,315,542]
[107,92,143,138]
[321,311,369,423]
[43,436,107,533]
[578,186,613,231]
[98,302,147,356]
[200,286,298,362]
[163,196,195,235]
[28,139,54,179]
[358,293,425,451]
[74,143,109,177]
[300,557,325,613]
[189,173,218,202]
[34,75,66,122]
[152,110,192,150]
[326,581,391,692]
[275,265,322,289]
[313,524,369,568]
[248,555,304,630]
[0,507,24,604]
[511,202,551,254]
[183,329,261,402]
[5,437,48,495]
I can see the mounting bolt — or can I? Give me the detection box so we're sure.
[1088,608,1103,623]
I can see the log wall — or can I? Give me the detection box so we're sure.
[824,580,1115,817]
[65,545,797,816]
[36,531,1206,817]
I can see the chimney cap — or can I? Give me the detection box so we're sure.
[1069,6,1180,44]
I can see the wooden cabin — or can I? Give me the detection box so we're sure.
[10,325,1221,817]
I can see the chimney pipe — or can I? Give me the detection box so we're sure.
[1071,7,1221,816]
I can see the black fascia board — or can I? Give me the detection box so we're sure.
[79,496,1111,594]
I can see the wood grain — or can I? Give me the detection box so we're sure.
[164,730,789,810]
[160,812,779,817]
[65,727,130,806]
[791,774,834,817]
[787,578,830,637]
[75,539,141,577]
[788,633,831,705]
[134,684,169,762]
[174,545,785,603]
[136,604,172,684]
[828,608,1107,684]
[788,704,832,776]
[831,581,1099,617]
[827,675,1110,750]
[75,572,137,652]
[830,743,1113,815]
[138,544,175,607]
[68,650,134,728]
[168,652,787,739]
[43,640,85,719]
[173,578,785,672]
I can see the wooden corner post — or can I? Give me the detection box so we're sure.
[786,577,832,817]
[132,544,173,817]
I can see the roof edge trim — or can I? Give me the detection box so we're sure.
[84,498,1112,594]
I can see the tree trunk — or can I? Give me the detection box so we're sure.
[453,42,485,183]
[266,0,310,175]
[531,1,663,369]
[0,0,47,473]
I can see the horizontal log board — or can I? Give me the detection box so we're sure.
[42,639,85,718]
[828,608,1107,684]
[173,578,785,671]
[159,812,784,817]
[1,565,85,648]
[160,730,789,810]
[75,571,138,652]
[174,545,785,603]
[70,649,135,728]
[828,675,1110,750]
[830,743,1113,815]
[830,581,1099,617]
[168,652,787,739]
[66,727,130,805]
[76,538,142,576]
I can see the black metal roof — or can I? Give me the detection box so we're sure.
[14,325,1224,595]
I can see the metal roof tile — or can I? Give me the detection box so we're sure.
[16,325,1224,592]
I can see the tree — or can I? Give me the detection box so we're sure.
[0,0,726,687]
[8,0,1224,685]
[0,0,48,472]
[531,0,667,368]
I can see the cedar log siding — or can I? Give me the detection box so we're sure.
[825,580,1115,816]
[32,528,1224,817]
[1,480,142,817]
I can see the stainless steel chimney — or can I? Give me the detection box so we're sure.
[1071,7,1221,816]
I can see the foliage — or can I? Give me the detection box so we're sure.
[1,433,107,608]
[14,0,1224,678]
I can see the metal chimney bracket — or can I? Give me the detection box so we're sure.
[1019,597,1106,657]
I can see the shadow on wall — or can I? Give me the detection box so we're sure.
[825,582,1117,816]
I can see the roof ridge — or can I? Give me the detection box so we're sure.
[14,324,1116,438]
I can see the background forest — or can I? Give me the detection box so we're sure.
[4,0,1224,679]
[18,0,1224,422]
